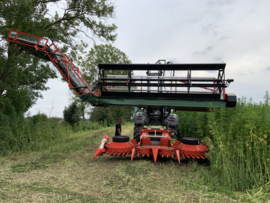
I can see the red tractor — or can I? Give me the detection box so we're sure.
[93,61,236,163]
[7,30,236,164]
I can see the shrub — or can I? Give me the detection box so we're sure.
[63,102,81,125]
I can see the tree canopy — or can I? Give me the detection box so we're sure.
[0,0,117,117]
[79,44,132,125]
[80,44,132,85]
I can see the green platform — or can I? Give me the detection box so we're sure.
[80,95,226,110]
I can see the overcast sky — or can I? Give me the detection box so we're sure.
[28,0,270,118]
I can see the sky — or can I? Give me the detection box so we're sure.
[28,0,270,118]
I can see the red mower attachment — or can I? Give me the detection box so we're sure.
[94,127,210,163]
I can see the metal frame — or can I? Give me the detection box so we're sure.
[7,30,97,96]
[6,29,236,110]
[97,63,234,101]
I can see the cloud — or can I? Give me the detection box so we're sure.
[218,36,230,41]
[213,56,224,63]
[263,67,270,71]
[167,57,181,64]
[207,0,235,7]
[201,23,218,36]
[194,46,214,55]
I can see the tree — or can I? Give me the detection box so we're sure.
[63,102,80,125]
[79,44,131,85]
[68,91,88,120]
[0,0,117,117]
[89,106,132,126]
[79,44,132,124]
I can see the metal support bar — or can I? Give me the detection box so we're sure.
[187,69,191,94]
[100,77,234,82]
[99,83,227,87]
[70,86,88,89]
[128,69,131,92]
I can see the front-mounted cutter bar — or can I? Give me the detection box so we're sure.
[94,127,210,163]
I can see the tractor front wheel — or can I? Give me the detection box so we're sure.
[113,136,130,142]
[182,137,200,145]
[133,124,141,143]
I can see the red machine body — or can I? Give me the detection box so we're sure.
[94,127,209,163]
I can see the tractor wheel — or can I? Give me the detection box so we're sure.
[112,136,130,142]
[182,137,200,145]
[170,127,178,140]
[133,124,141,143]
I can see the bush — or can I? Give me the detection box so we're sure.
[32,113,48,124]
[63,102,81,125]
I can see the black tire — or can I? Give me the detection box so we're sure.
[182,137,200,145]
[133,124,141,143]
[112,136,130,142]
[170,127,178,140]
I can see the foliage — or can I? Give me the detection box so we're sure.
[1,123,266,202]
[79,44,133,124]
[176,91,270,191]
[176,111,209,141]
[0,0,117,118]
[63,102,81,126]
[32,112,48,125]
[89,106,132,126]
[0,116,70,154]
[0,1,118,154]
[0,114,102,154]
[80,44,132,85]
[68,92,89,121]
[206,95,270,191]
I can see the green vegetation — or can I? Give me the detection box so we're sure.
[175,92,270,201]
[79,44,132,85]
[0,0,117,137]
[0,113,102,154]
[90,106,133,126]
[1,90,270,202]
[0,2,269,201]
[0,124,249,202]
[77,43,133,126]
[64,102,81,125]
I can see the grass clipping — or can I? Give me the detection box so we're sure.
[0,124,267,202]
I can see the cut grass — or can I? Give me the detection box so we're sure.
[0,124,268,202]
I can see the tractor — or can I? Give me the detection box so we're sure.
[7,30,237,164]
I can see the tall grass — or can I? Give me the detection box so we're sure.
[207,97,270,191]
[0,114,101,154]
[176,92,270,191]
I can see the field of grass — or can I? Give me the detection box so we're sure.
[1,123,268,202]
